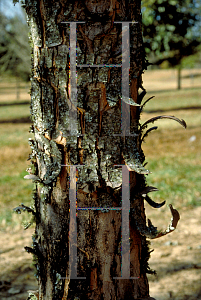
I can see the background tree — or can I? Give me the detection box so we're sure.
[142,0,201,89]
[13,0,184,299]
[0,10,30,81]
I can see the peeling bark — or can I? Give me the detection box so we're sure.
[23,1,165,299]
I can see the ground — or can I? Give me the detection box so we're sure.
[146,205,201,300]
[0,205,200,300]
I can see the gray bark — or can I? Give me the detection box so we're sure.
[24,1,154,299]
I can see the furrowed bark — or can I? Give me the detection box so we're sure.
[24,1,155,299]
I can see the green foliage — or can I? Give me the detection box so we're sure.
[181,45,201,68]
[142,0,201,67]
[0,12,31,81]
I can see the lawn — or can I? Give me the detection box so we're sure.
[0,123,33,228]
[0,70,201,229]
[141,70,201,209]
[141,125,201,209]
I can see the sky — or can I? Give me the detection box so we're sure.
[0,0,25,20]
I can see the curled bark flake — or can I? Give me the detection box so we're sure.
[145,196,166,209]
[134,204,180,239]
[152,204,180,239]
[24,246,36,255]
[132,208,158,239]
[24,174,41,182]
[141,186,158,196]
[141,185,165,208]
[141,126,158,143]
[123,137,150,174]
[140,96,155,111]
[122,96,140,106]
[13,204,36,215]
[137,89,147,105]
[141,115,187,130]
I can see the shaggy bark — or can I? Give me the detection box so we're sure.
[24,1,156,299]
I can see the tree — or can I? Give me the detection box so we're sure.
[142,0,201,89]
[0,11,30,81]
[14,0,185,299]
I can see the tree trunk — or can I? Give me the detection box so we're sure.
[177,66,181,90]
[24,1,155,299]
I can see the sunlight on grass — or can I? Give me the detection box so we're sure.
[145,156,201,209]
[0,124,33,230]
[144,88,201,111]
[0,173,33,230]
[142,125,201,209]
[0,104,30,121]
[0,123,32,147]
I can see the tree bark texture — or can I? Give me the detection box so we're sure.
[24,1,155,299]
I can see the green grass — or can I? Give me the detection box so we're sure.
[0,123,32,147]
[140,85,201,210]
[0,123,33,229]
[144,155,201,209]
[143,88,201,111]
[0,104,30,121]
[0,170,33,227]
